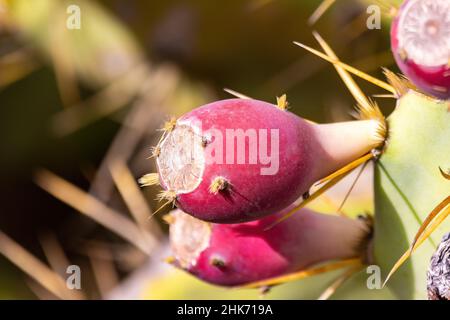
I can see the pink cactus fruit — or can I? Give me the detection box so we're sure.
[168,207,370,286]
[153,98,384,223]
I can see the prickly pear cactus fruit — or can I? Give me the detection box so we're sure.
[374,91,450,299]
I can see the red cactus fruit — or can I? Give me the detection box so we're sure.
[167,207,369,287]
[390,0,450,100]
[149,98,384,223]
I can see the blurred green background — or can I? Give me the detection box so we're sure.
[0,0,400,299]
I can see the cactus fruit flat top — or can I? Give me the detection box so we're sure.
[157,124,205,194]
[391,0,450,99]
[396,0,449,68]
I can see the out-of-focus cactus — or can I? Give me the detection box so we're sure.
[5,0,143,87]
[374,91,450,299]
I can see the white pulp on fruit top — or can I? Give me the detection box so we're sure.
[397,0,450,67]
[169,210,211,268]
[157,124,205,194]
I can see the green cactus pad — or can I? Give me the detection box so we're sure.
[374,91,450,299]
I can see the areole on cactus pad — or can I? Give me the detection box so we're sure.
[167,207,370,286]
[142,98,385,223]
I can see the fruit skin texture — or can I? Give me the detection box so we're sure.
[390,0,450,100]
[160,99,380,223]
[170,208,368,287]
[173,99,317,223]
